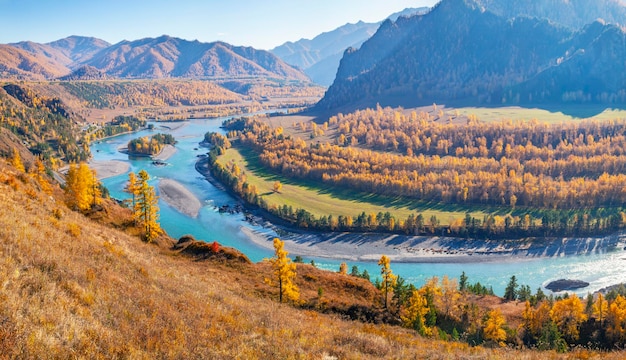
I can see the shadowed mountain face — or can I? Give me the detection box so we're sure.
[317,0,626,112]
[0,35,309,81]
[472,0,626,29]
[270,7,429,85]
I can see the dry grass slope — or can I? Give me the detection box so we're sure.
[0,159,623,359]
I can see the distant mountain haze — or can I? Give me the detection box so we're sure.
[0,35,309,81]
[270,7,430,85]
[317,0,626,111]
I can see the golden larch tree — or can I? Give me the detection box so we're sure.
[402,289,431,336]
[32,157,52,195]
[124,171,139,210]
[483,309,507,346]
[65,163,101,211]
[134,169,162,242]
[10,147,25,172]
[339,262,347,275]
[267,238,299,303]
[607,295,626,344]
[378,255,397,309]
[593,292,609,326]
[550,294,588,342]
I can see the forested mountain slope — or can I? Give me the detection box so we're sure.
[317,0,626,111]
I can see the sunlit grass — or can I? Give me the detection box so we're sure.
[456,105,626,124]
[219,147,490,225]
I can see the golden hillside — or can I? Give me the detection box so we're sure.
[0,158,623,359]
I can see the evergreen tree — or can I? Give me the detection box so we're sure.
[504,275,518,301]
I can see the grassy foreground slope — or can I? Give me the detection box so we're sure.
[2,159,622,358]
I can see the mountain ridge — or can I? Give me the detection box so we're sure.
[270,7,430,85]
[317,0,626,111]
[0,35,309,81]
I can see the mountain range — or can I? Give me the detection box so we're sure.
[270,7,430,85]
[317,0,626,111]
[0,35,308,81]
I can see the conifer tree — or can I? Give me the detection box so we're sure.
[134,169,162,242]
[378,255,397,309]
[10,147,25,172]
[339,262,347,275]
[402,289,431,336]
[32,157,52,195]
[65,163,101,211]
[124,171,139,210]
[483,309,507,346]
[550,294,588,342]
[267,238,299,303]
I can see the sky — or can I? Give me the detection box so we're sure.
[0,0,438,50]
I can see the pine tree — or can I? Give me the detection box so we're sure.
[134,170,162,242]
[504,275,518,301]
[267,238,299,303]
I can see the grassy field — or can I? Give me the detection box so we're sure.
[219,147,492,225]
[455,105,626,124]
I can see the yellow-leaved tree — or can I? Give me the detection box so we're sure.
[65,162,101,211]
[339,262,347,275]
[124,171,139,211]
[267,238,299,303]
[378,255,397,309]
[593,292,609,326]
[133,170,162,242]
[550,294,588,342]
[483,308,507,346]
[607,295,626,345]
[10,147,25,172]
[32,157,52,195]
[402,289,431,336]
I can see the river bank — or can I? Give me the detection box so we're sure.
[158,178,202,218]
[241,226,626,263]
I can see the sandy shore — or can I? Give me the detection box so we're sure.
[158,178,202,218]
[88,160,130,180]
[152,144,177,161]
[241,226,626,263]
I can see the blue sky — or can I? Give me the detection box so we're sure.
[0,0,438,49]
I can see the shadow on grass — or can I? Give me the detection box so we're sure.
[234,146,595,219]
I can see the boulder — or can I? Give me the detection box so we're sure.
[545,279,589,292]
